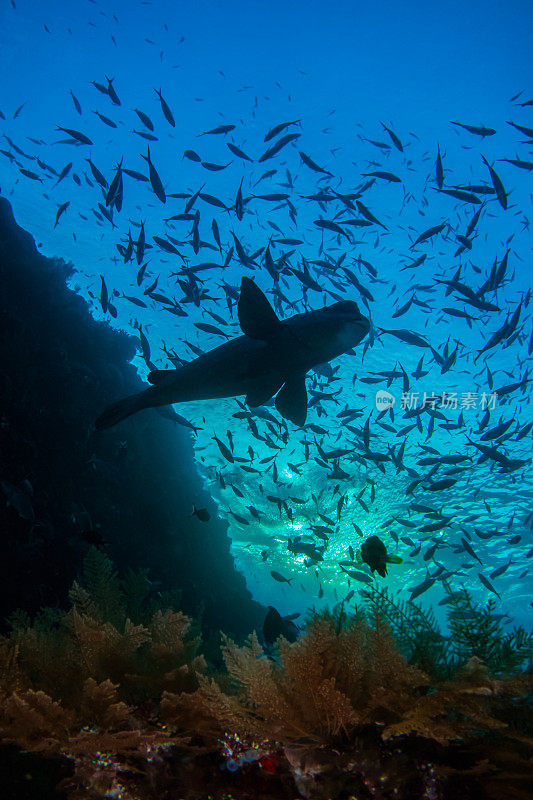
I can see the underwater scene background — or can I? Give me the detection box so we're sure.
[0,1,532,798]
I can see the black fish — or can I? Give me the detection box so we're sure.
[299,150,332,175]
[263,606,298,644]
[270,571,292,584]
[198,124,235,135]
[190,505,210,522]
[106,157,123,210]
[140,146,165,202]
[381,122,403,151]
[410,222,447,249]
[425,478,457,491]
[85,158,108,188]
[105,75,121,105]
[451,121,496,137]
[436,144,444,188]
[54,200,70,228]
[56,126,93,144]
[358,535,402,578]
[135,108,154,130]
[154,87,175,126]
[184,149,201,162]
[481,155,508,209]
[362,170,402,183]
[93,110,117,128]
[264,119,300,141]
[227,142,253,161]
[70,90,82,115]
[506,120,533,138]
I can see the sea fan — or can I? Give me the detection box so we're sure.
[176,610,428,747]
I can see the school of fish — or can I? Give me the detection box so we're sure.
[1,2,532,625]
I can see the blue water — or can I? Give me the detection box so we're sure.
[1,0,532,628]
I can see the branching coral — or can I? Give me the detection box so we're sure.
[361,583,533,679]
[382,655,531,743]
[0,550,205,763]
[0,550,531,800]
[445,585,533,674]
[0,689,74,751]
[360,585,450,677]
[170,606,532,799]
[173,609,429,748]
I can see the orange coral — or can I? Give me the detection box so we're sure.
[173,610,429,747]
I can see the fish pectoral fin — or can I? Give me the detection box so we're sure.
[147,369,174,384]
[386,555,403,564]
[275,375,308,426]
[238,277,283,339]
[245,377,284,408]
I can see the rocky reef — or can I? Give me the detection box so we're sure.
[0,196,263,648]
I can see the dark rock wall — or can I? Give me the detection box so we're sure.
[0,197,264,638]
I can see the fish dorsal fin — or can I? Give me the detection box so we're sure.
[238,277,282,339]
[275,375,308,426]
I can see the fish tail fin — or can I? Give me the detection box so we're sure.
[386,555,403,565]
[95,392,148,430]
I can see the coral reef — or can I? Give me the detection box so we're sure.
[174,606,532,798]
[0,558,531,799]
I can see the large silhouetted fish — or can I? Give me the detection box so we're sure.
[95,277,370,429]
